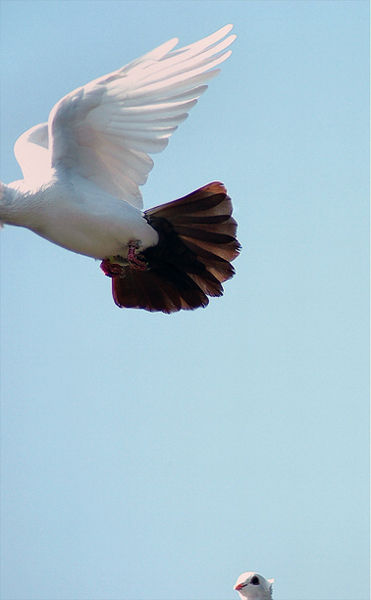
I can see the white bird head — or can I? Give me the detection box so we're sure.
[234,572,274,600]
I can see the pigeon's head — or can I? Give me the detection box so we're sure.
[234,572,274,600]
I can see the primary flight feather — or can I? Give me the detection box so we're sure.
[0,25,240,313]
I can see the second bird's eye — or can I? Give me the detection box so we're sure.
[251,576,260,585]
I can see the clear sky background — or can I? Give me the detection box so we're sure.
[0,2,369,600]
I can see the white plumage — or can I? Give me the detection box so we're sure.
[1,25,240,312]
[234,572,274,600]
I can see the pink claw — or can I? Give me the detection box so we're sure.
[127,243,147,270]
[100,259,125,277]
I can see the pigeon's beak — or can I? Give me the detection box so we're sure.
[234,583,247,591]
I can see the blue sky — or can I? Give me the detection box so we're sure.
[0,2,369,599]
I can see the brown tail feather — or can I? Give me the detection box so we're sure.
[113,269,209,313]
[111,182,240,313]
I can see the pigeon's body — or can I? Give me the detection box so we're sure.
[0,25,240,312]
[2,171,158,258]
[234,572,274,600]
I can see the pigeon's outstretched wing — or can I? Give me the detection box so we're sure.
[14,24,235,208]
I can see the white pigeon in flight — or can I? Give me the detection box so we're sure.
[0,25,240,313]
[234,572,274,600]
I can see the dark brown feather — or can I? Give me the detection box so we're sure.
[110,182,240,313]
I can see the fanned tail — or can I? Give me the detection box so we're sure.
[111,182,240,313]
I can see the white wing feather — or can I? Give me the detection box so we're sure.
[15,24,235,208]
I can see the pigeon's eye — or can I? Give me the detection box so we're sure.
[251,576,260,585]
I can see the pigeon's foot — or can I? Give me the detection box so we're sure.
[127,242,148,270]
[100,257,126,278]
[100,245,148,278]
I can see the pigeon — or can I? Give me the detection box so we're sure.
[234,572,274,600]
[0,25,240,313]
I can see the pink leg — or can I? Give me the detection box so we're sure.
[127,243,147,270]
[100,259,125,277]
[100,243,148,277]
